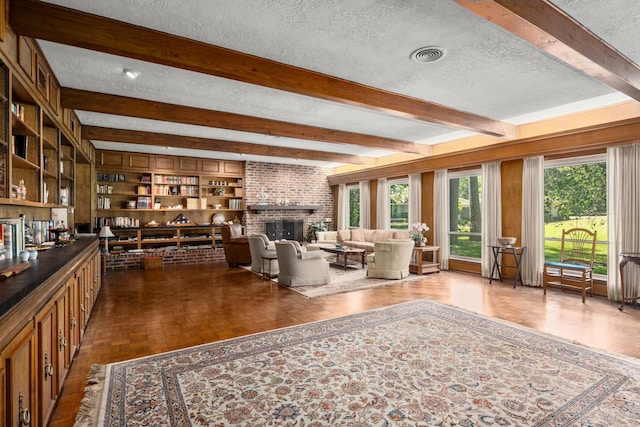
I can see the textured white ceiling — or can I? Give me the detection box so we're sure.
[37,0,640,167]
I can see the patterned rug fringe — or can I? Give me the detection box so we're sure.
[74,364,107,427]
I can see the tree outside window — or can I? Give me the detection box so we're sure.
[348,185,360,228]
[449,173,482,259]
[389,180,408,230]
[544,157,607,275]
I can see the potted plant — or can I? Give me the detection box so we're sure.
[307,221,328,242]
[410,222,429,246]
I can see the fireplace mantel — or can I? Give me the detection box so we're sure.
[247,205,322,213]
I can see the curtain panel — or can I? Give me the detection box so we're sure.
[521,156,544,287]
[337,183,348,231]
[408,173,422,227]
[359,180,371,229]
[434,170,449,270]
[481,162,502,278]
[377,178,390,230]
[607,143,640,302]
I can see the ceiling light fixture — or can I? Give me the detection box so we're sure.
[123,68,140,79]
[410,46,446,63]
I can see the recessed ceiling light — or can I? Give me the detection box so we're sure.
[123,68,140,79]
[410,47,446,63]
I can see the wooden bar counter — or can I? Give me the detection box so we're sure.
[0,238,101,426]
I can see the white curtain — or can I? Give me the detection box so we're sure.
[408,173,422,227]
[377,178,390,229]
[359,180,371,229]
[434,170,449,270]
[521,156,545,287]
[607,144,640,302]
[337,183,348,231]
[481,162,501,278]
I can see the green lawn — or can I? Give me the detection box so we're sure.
[544,217,608,275]
[449,217,608,275]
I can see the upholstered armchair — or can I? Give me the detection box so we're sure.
[221,224,251,267]
[248,234,279,277]
[275,241,330,287]
[366,240,414,279]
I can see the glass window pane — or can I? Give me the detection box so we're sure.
[449,174,482,259]
[544,161,607,275]
[348,186,360,228]
[389,181,408,230]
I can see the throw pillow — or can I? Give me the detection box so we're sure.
[230,224,243,238]
[350,228,364,242]
[337,229,351,243]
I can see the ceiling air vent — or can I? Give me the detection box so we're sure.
[410,46,446,63]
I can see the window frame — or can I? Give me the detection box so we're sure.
[347,184,360,229]
[388,178,409,230]
[448,169,483,262]
[543,154,607,279]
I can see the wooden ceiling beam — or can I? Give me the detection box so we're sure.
[83,126,376,165]
[62,88,429,155]
[457,0,640,101]
[11,0,515,138]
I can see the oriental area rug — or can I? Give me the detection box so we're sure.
[75,299,640,426]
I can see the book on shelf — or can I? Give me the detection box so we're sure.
[136,196,153,209]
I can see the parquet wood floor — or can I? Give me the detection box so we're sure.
[48,263,640,426]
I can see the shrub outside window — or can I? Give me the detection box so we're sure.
[449,171,482,260]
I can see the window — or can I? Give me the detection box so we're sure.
[449,171,482,259]
[389,179,408,230]
[544,155,607,276]
[348,185,360,228]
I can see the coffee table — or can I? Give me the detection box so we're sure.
[321,246,366,270]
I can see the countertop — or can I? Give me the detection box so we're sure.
[0,237,98,318]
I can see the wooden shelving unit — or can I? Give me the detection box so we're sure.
[95,152,245,230]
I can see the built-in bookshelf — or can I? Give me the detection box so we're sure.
[95,154,245,230]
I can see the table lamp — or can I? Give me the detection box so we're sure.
[99,225,115,253]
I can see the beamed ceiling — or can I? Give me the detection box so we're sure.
[10,0,640,170]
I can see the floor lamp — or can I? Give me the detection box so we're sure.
[99,225,115,253]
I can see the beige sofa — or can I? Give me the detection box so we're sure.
[307,231,338,251]
[337,229,411,253]
[366,240,415,279]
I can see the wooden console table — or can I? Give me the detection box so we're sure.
[409,246,440,275]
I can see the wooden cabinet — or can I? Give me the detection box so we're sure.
[2,322,37,427]
[35,300,56,425]
[0,242,101,426]
[0,55,81,207]
[96,152,245,230]
[109,225,220,251]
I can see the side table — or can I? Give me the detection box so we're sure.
[489,245,525,288]
[261,254,278,280]
[409,246,440,275]
[619,252,640,310]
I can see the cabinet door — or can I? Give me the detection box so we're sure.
[36,301,57,425]
[55,287,70,393]
[3,323,37,427]
[154,155,177,171]
[223,161,242,175]
[67,276,80,359]
[202,159,220,173]
[129,153,151,169]
[99,151,125,167]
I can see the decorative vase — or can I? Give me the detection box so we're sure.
[19,250,30,262]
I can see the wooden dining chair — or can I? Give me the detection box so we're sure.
[543,228,597,303]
